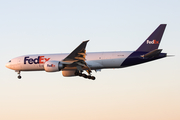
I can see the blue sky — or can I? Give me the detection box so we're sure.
[0,0,180,120]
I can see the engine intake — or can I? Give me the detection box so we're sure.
[44,60,64,72]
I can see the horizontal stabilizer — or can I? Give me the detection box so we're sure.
[167,55,175,57]
[141,49,162,59]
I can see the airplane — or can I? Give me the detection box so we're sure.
[6,24,168,80]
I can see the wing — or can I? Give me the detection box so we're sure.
[62,40,92,74]
[63,40,89,61]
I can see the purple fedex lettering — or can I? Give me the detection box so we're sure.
[24,56,50,64]
[29,58,34,64]
[34,57,39,64]
[24,56,30,64]
[24,56,40,64]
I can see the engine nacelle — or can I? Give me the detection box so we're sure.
[44,60,64,72]
[62,70,77,77]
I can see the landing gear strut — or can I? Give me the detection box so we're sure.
[75,71,96,80]
[17,71,22,79]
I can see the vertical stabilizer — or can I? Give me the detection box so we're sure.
[136,24,166,52]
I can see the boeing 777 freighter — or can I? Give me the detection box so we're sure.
[6,24,168,80]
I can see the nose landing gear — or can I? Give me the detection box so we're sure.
[16,71,22,79]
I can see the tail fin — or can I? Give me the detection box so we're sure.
[136,24,166,52]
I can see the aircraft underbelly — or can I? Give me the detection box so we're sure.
[101,58,126,68]
[21,64,44,71]
[101,52,133,68]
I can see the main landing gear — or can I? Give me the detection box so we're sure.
[17,71,22,79]
[74,71,96,80]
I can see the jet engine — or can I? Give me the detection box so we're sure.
[44,60,64,72]
[62,70,77,77]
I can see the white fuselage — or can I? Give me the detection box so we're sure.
[5,24,168,79]
[6,51,133,71]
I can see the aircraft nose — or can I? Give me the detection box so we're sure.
[5,63,10,69]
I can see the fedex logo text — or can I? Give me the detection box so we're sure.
[146,40,159,44]
[24,56,50,64]
[47,64,55,67]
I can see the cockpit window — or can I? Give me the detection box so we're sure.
[9,60,11,62]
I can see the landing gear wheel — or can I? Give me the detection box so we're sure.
[87,75,96,80]
[18,75,21,79]
[82,74,88,78]
[91,76,96,80]
[87,76,92,79]
[75,70,96,80]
